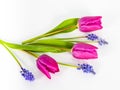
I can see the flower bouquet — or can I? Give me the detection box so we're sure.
[0,16,108,81]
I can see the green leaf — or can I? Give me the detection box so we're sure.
[22,18,79,44]
[3,41,70,53]
[44,18,79,36]
[29,39,74,48]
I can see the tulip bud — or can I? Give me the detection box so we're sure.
[78,16,102,32]
[36,54,59,79]
[72,43,98,59]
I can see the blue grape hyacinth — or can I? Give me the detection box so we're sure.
[20,68,35,81]
[86,33,99,41]
[98,38,108,46]
[77,63,96,75]
[86,33,108,46]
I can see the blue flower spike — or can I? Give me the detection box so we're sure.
[98,38,108,46]
[77,63,96,75]
[20,68,35,81]
[86,34,98,41]
[86,33,108,46]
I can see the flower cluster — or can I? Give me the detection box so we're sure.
[20,68,35,81]
[86,33,108,45]
[0,16,108,81]
[77,64,96,74]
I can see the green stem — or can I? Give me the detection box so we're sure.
[58,62,78,68]
[0,40,22,68]
[23,51,39,58]
[23,50,79,68]
[22,25,77,44]
[69,40,98,43]
[55,36,86,40]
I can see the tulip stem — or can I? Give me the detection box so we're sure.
[0,40,22,68]
[57,62,78,68]
[22,25,77,44]
[23,50,79,68]
[23,50,39,58]
[69,40,98,43]
[54,36,86,40]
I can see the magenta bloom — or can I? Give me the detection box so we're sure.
[78,16,102,32]
[36,54,59,79]
[72,43,98,59]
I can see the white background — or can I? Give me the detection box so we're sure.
[0,0,120,90]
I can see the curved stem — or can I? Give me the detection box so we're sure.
[22,25,77,44]
[23,51,39,58]
[0,40,22,67]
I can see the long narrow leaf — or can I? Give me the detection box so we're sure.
[29,39,74,48]
[44,18,79,35]
[3,41,70,53]
[22,18,79,44]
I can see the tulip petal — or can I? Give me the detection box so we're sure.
[72,49,98,59]
[80,24,102,32]
[73,43,98,50]
[36,54,59,79]
[80,16,102,25]
[39,54,59,73]
[72,43,98,59]
[78,16,102,32]
[37,60,51,79]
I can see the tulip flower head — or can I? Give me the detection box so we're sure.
[36,54,59,79]
[78,16,102,32]
[72,43,98,59]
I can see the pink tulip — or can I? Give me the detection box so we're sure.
[72,43,98,59]
[36,54,59,79]
[78,16,102,32]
